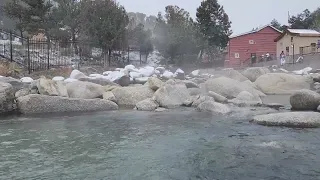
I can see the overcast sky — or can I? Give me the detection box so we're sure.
[117,0,319,35]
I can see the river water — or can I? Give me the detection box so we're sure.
[0,109,320,180]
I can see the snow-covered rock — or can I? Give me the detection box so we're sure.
[89,74,104,79]
[52,76,65,81]
[139,66,155,77]
[105,71,126,82]
[162,71,174,79]
[156,67,166,74]
[103,71,112,76]
[64,78,78,83]
[279,68,289,73]
[124,65,137,72]
[130,72,143,79]
[191,70,200,77]
[293,67,312,75]
[70,70,87,79]
[20,77,33,83]
[135,77,149,84]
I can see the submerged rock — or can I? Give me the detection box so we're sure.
[251,112,320,128]
[17,94,118,114]
[290,89,320,111]
[196,101,231,114]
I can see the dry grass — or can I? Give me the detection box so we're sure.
[0,59,22,78]
[26,67,73,79]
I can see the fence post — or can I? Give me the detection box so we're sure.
[9,30,13,62]
[47,40,50,70]
[127,47,130,64]
[27,38,31,74]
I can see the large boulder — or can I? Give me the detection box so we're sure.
[251,112,320,128]
[135,98,159,111]
[183,80,199,88]
[196,101,231,114]
[17,94,118,114]
[208,91,228,103]
[242,67,270,82]
[103,91,117,102]
[70,70,87,80]
[15,88,30,99]
[37,78,68,97]
[116,76,130,87]
[188,88,202,96]
[183,95,200,107]
[0,82,15,114]
[254,73,311,95]
[220,69,249,82]
[112,86,154,107]
[66,81,104,99]
[148,77,163,91]
[0,77,24,93]
[192,95,215,107]
[229,91,262,106]
[290,89,320,110]
[153,80,190,108]
[205,77,265,99]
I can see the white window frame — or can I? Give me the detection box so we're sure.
[249,40,254,44]
[235,53,240,59]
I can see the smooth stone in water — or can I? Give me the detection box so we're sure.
[135,98,159,111]
[290,89,320,111]
[112,86,154,107]
[208,91,227,103]
[196,100,231,114]
[17,94,118,114]
[251,112,320,128]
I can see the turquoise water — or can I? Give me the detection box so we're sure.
[0,109,319,180]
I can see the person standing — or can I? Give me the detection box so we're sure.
[280,51,285,66]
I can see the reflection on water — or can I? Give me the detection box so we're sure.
[0,109,320,180]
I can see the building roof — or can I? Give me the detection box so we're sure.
[229,25,282,39]
[287,29,320,36]
[274,29,320,42]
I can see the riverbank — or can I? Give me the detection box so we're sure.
[1,65,320,128]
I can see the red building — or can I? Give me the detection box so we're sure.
[225,25,282,68]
